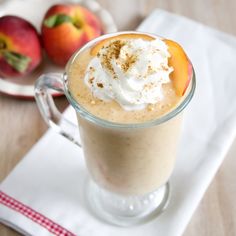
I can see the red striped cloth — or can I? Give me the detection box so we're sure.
[0,191,76,236]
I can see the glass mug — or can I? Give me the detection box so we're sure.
[35,31,195,226]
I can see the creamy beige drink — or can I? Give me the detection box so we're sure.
[35,31,195,225]
[67,33,191,195]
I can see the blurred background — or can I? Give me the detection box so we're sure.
[98,0,236,34]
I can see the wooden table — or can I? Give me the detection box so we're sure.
[1,0,236,235]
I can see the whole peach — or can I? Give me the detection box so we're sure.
[41,4,103,66]
[0,15,42,78]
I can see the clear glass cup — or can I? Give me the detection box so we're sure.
[34,31,196,226]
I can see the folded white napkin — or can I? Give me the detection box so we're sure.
[1,9,236,236]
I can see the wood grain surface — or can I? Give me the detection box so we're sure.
[0,0,236,235]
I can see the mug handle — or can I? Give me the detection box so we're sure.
[34,73,81,147]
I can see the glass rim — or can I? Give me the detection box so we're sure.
[63,31,196,129]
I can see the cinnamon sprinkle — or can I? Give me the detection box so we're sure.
[89,77,95,84]
[97,83,104,88]
[99,39,138,78]
[121,54,137,72]
[89,67,95,72]
[100,40,125,78]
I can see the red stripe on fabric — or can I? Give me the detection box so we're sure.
[0,191,76,236]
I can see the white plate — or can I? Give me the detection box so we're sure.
[0,0,117,98]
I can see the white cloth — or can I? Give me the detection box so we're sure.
[1,9,236,236]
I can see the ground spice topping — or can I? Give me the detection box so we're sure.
[98,39,138,78]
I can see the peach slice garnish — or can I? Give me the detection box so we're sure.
[90,33,155,56]
[164,39,192,96]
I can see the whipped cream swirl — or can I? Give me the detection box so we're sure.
[84,36,173,110]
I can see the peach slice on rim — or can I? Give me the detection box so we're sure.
[164,39,192,96]
[90,33,192,96]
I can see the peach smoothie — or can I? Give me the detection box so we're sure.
[67,33,192,195]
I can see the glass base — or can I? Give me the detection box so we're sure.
[86,179,170,227]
